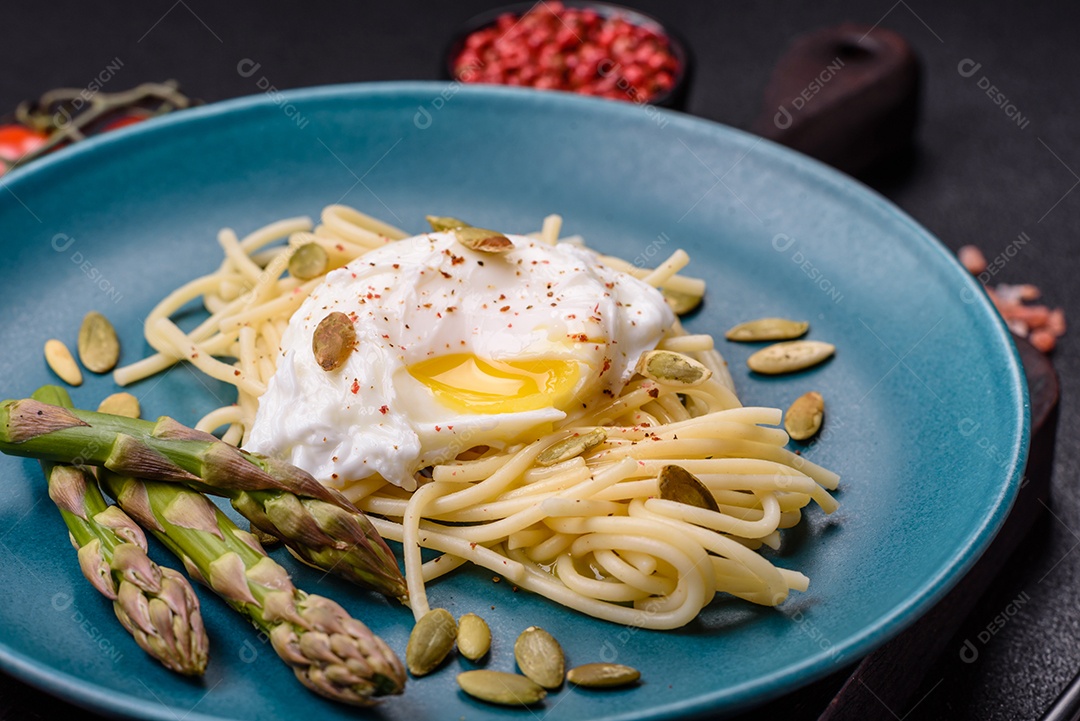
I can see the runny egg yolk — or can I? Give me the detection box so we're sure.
[407,354,582,414]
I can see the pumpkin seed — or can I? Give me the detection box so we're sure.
[725,318,809,342]
[457,670,546,706]
[288,243,328,280]
[457,613,491,661]
[661,287,703,315]
[658,465,719,512]
[406,608,457,676]
[785,391,825,441]
[77,311,120,373]
[311,312,356,371]
[426,215,470,232]
[635,350,712,386]
[747,340,835,375]
[514,626,564,689]
[44,339,82,386]
[97,392,140,419]
[566,663,641,688]
[453,226,514,253]
[536,428,606,467]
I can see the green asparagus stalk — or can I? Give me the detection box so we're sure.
[31,386,208,676]
[0,397,407,600]
[98,469,406,705]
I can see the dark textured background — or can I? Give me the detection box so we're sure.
[1,1,1078,719]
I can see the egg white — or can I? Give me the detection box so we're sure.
[245,232,674,490]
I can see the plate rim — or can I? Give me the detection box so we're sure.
[0,81,1031,721]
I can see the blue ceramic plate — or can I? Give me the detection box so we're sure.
[0,83,1028,720]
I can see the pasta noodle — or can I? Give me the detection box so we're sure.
[114,205,840,630]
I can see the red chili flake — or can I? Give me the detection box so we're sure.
[500,305,511,312]
[647,388,660,398]
[440,270,452,279]
[234,370,241,376]
[335,243,345,251]
[601,358,612,374]
[435,425,442,431]
[350,379,360,394]
[379,405,389,415]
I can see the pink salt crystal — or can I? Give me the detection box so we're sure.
[1030,329,1056,353]
[959,245,987,274]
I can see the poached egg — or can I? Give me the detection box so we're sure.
[245,231,675,490]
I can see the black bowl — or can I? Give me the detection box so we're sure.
[442,2,693,110]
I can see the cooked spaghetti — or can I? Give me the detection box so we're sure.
[114,205,839,629]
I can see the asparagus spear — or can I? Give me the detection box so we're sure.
[98,469,406,705]
[30,386,208,675]
[0,397,407,600]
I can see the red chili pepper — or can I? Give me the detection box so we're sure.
[0,124,49,163]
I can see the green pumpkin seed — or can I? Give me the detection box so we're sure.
[747,340,834,375]
[658,465,719,512]
[661,287,703,315]
[426,215,470,232]
[514,626,564,689]
[311,312,356,372]
[566,663,641,688]
[536,428,606,467]
[725,318,809,342]
[457,613,491,661]
[406,608,457,676]
[635,350,712,386]
[97,392,140,419]
[288,242,329,280]
[785,391,825,441]
[44,339,82,386]
[78,311,120,373]
[453,226,514,253]
[457,670,546,706]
